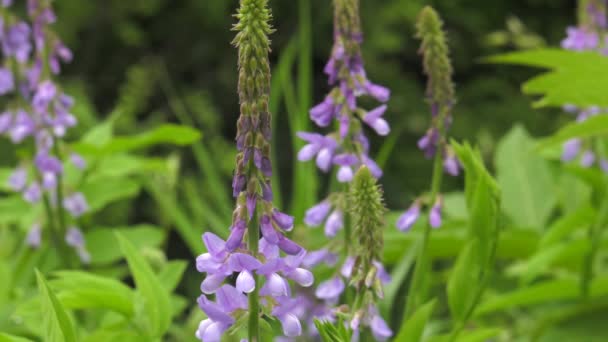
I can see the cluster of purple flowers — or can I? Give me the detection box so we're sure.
[560,1,608,170]
[0,0,89,262]
[294,1,393,339]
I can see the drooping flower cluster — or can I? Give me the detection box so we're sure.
[0,0,90,262]
[297,0,390,184]
[397,6,458,232]
[560,0,608,170]
[195,1,313,340]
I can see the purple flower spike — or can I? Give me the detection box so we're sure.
[429,198,442,229]
[324,210,343,237]
[396,202,421,232]
[581,150,596,168]
[304,201,331,227]
[63,192,88,218]
[562,139,581,162]
[315,276,344,301]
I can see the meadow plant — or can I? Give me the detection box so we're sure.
[0,0,89,264]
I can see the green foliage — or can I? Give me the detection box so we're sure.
[395,299,436,342]
[489,49,608,107]
[35,270,77,342]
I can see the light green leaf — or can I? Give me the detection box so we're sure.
[116,232,172,338]
[35,270,77,342]
[538,115,608,150]
[85,225,166,265]
[81,177,141,212]
[506,244,569,284]
[158,260,187,292]
[0,333,33,342]
[81,120,114,146]
[447,240,481,321]
[0,196,31,225]
[75,124,201,156]
[395,299,436,342]
[82,330,144,342]
[51,271,134,316]
[426,328,502,342]
[495,125,556,229]
[488,49,608,107]
[540,205,595,248]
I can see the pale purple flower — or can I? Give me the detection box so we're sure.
[562,27,599,51]
[581,150,596,168]
[23,182,41,203]
[562,139,581,162]
[3,22,32,63]
[370,314,393,341]
[315,276,345,301]
[302,249,338,268]
[304,200,331,227]
[65,226,90,263]
[396,202,421,232]
[26,223,41,248]
[296,132,337,172]
[429,199,442,229]
[362,105,390,136]
[443,154,460,176]
[9,110,35,143]
[324,210,343,237]
[8,167,27,191]
[272,209,294,231]
[0,67,14,95]
[63,192,88,218]
[70,153,86,169]
[0,111,11,133]
[601,159,608,173]
[310,96,337,127]
[418,128,439,158]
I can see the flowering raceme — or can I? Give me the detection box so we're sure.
[195,1,312,341]
[560,0,608,170]
[1,0,89,263]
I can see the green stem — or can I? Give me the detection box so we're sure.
[404,142,444,319]
[248,213,260,342]
[52,144,68,236]
[41,192,69,267]
[581,188,608,298]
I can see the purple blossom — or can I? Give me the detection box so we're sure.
[581,150,596,168]
[362,105,390,136]
[562,139,581,162]
[23,182,41,203]
[3,22,32,63]
[396,202,421,232]
[304,200,331,227]
[26,223,41,248]
[429,198,443,229]
[9,110,35,143]
[65,226,90,264]
[8,167,27,191]
[70,153,86,169]
[443,154,460,176]
[562,27,599,51]
[315,276,345,301]
[0,111,11,133]
[63,192,88,218]
[310,96,337,127]
[0,67,14,95]
[324,210,343,237]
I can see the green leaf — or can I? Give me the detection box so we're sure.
[116,232,172,338]
[495,125,556,229]
[395,299,436,342]
[82,330,144,342]
[475,275,608,316]
[540,205,595,248]
[81,177,141,212]
[89,154,168,180]
[538,115,608,150]
[0,333,33,342]
[158,260,187,292]
[426,328,502,342]
[51,271,134,317]
[488,49,608,107]
[81,120,114,146]
[0,196,32,225]
[506,243,569,284]
[74,124,201,155]
[35,270,77,342]
[85,225,166,265]
[447,240,481,321]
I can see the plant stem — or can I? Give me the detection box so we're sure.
[248,213,260,342]
[52,144,68,236]
[404,140,444,319]
[41,192,69,267]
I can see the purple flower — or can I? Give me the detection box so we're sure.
[370,314,393,341]
[315,276,344,301]
[429,198,442,229]
[23,182,41,203]
[32,80,56,114]
[418,128,439,158]
[396,201,421,232]
[3,22,32,63]
[65,226,90,263]
[364,83,391,103]
[601,159,608,173]
[310,96,337,127]
[297,132,337,172]
[324,210,343,237]
[8,167,27,191]
[0,111,12,133]
[26,223,41,248]
[35,152,63,174]
[9,110,35,143]
[562,139,581,162]
[63,192,88,218]
[362,105,390,136]
[302,249,338,268]
[562,27,599,51]
[70,153,86,169]
[333,153,358,183]
[443,154,460,176]
[0,68,15,95]
[272,209,294,231]
[581,150,596,168]
[304,200,331,227]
